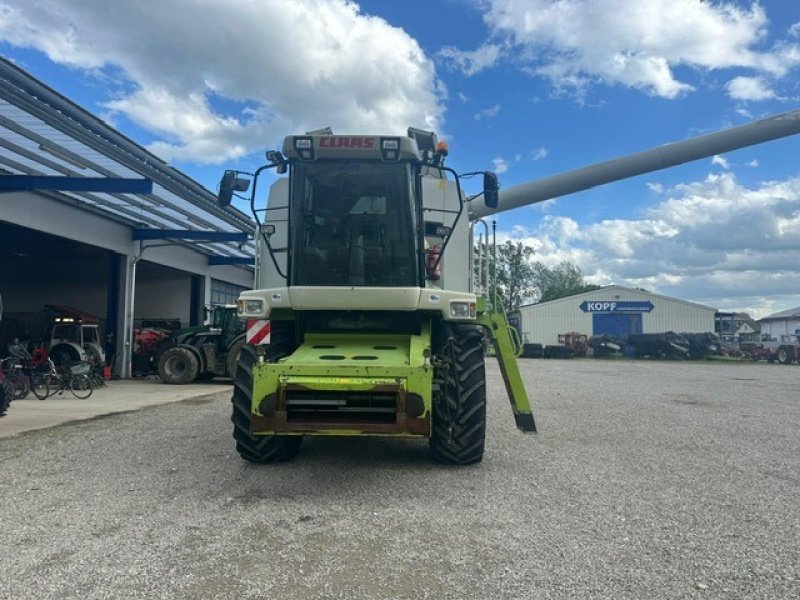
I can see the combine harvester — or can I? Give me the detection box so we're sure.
[217,109,800,464]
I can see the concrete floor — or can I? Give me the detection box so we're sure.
[0,378,232,439]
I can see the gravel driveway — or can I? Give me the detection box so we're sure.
[1,359,798,599]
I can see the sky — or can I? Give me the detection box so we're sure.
[1,0,799,318]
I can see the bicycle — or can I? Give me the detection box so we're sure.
[0,356,31,400]
[31,359,93,400]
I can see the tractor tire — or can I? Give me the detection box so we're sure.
[226,337,246,379]
[777,347,792,365]
[430,324,487,465]
[0,380,12,417]
[231,323,301,463]
[158,346,200,384]
[50,344,81,368]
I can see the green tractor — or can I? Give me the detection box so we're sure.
[156,305,246,384]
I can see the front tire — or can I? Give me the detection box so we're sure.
[430,324,487,465]
[226,337,246,379]
[158,347,200,384]
[231,323,301,463]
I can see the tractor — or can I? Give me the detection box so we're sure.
[156,305,246,384]
[218,109,800,464]
[45,305,105,367]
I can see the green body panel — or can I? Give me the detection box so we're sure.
[251,323,434,437]
[476,298,537,433]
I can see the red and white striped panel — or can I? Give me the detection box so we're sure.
[245,319,271,345]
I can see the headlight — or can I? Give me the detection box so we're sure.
[450,301,476,319]
[238,299,265,316]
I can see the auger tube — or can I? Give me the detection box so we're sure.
[473,108,800,219]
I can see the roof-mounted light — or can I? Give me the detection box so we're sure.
[293,136,315,160]
[380,137,401,161]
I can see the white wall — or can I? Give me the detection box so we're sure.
[134,262,193,325]
[518,286,716,346]
[760,319,800,339]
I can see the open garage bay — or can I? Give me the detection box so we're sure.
[1,360,798,599]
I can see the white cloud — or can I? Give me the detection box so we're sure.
[445,0,799,99]
[474,103,501,120]
[532,147,549,161]
[711,155,730,169]
[492,157,509,173]
[746,159,759,168]
[726,76,776,100]
[500,172,800,316]
[646,182,664,193]
[0,0,445,164]
[438,43,504,76]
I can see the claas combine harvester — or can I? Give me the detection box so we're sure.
[218,111,800,465]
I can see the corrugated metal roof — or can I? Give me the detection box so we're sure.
[518,284,718,312]
[0,56,255,264]
[759,306,800,321]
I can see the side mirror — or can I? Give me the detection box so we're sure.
[218,170,251,207]
[483,172,499,209]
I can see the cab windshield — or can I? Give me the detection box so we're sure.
[290,161,419,287]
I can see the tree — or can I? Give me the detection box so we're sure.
[533,261,601,302]
[474,242,599,310]
[474,240,536,311]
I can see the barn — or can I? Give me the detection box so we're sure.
[514,285,716,347]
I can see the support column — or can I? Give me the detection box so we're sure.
[190,275,211,326]
[119,254,138,379]
[109,253,134,378]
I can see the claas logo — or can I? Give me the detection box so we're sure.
[319,137,375,148]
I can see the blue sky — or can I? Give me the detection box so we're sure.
[1,0,799,317]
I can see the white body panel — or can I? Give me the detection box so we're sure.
[257,178,290,290]
[420,176,471,293]
[239,286,477,321]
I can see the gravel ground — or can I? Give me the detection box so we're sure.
[1,359,798,599]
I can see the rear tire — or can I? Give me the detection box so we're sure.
[70,374,93,399]
[430,324,487,465]
[0,381,12,417]
[232,323,301,463]
[158,347,200,384]
[8,374,30,400]
[32,373,50,400]
[777,347,792,365]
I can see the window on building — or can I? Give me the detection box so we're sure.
[210,279,247,306]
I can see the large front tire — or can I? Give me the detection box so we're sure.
[430,324,487,465]
[226,337,246,379]
[158,346,200,384]
[231,323,301,463]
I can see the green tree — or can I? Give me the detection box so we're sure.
[533,261,601,302]
[474,240,536,311]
